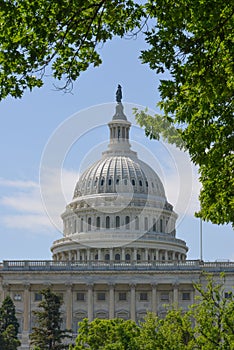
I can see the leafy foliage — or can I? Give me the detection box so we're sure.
[191,274,234,349]
[0,296,21,350]
[30,288,71,350]
[0,0,233,226]
[70,318,140,350]
[138,0,234,226]
[0,0,144,99]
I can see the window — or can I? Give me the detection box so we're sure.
[101,178,105,186]
[88,217,91,231]
[97,292,105,301]
[131,179,135,186]
[77,292,85,301]
[34,293,42,302]
[80,218,84,232]
[160,219,163,232]
[182,292,191,301]
[139,180,143,187]
[161,292,169,301]
[116,178,120,185]
[105,253,110,261]
[125,253,130,261]
[125,216,130,229]
[153,218,156,232]
[108,178,112,186]
[115,253,120,261]
[135,216,139,230]
[116,216,120,229]
[96,217,100,229]
[146,181,148,187]
[140,292,148,301]
[106,216,110,229]
[119,292,127,301]
[13,294,22,301]
[137,253,141,261]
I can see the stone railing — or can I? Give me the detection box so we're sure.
[1,260,234,272]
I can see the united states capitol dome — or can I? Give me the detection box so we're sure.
[51,86,188,263]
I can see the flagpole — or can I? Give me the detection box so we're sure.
[200,218,203,261]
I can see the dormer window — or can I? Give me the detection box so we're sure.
[101,178,105,186]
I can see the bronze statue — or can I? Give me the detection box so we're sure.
[116,84,122,103]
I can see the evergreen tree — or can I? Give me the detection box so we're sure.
[30,288,71,350]
[0,295,21,350]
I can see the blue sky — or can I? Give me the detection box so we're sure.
[0,35,233,262]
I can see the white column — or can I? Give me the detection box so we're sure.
[173,283,179,306]
[77,249,80,261]
[66,284,73,330]
[23,283,30,332]
[109,284,115,319]
[87,249,90,261]
[121,248,125,261]
[145,248,149,261]
[130,284,136,321]
[87,284,93,321]
[133,248,137,261]
[165,250,168,261]
[151,283,157,314]
[155,249,159,261]
[109,248,113,261]
[98,249,102,261]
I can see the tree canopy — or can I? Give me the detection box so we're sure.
[71,318,140,350]
[30,288,71,350]
[0,295,21,350]
[0,0,233,226]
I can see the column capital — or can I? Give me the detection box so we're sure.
[109,283,115,288]
[87,283,94,289]
[23,282,31,290]
[151,282,158,288]
[2,283,9,290]
[65,282,73,290]
[129,283,136,289]
[172,282,179,288]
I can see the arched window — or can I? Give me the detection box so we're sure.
[131,179,135,186]
[160,218,163,232]
[106,216,110,229]
[95,254,98,260]
[115,253,120,261]
[137,253,141,261]
[126,253,131,261]
[144,217,148,231]
[108,178,112,186]
[146,181,148,187]
[88,217,91,231]
[101,178,105,186]
[80,218,84,232]
[153,218,156,232]
[96,217,100,230]
[116,178,120,185]
[135,216,139,230]
[139,180,143,187]
[125,216,130,229]
[105,253,110,261]
[116,216,120,229]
